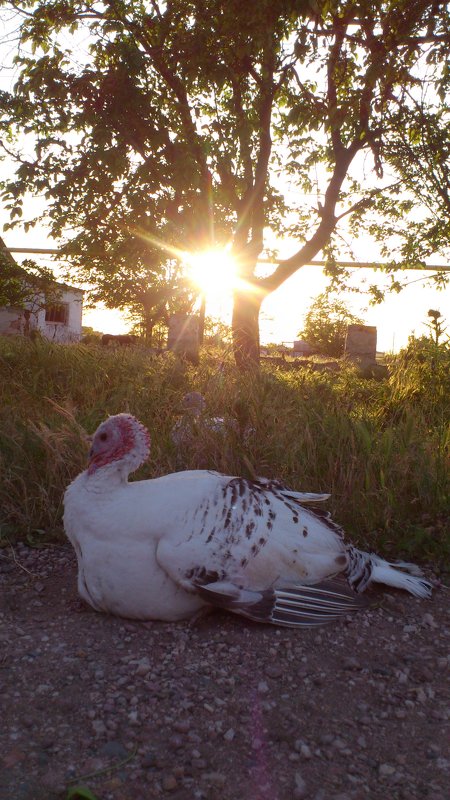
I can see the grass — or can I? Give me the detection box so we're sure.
[0,335,448,567]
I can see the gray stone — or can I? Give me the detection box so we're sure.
[98,740,128,759]
[379,763,396,777]
[294,772,308,799]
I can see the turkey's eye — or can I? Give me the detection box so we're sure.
[99,432,108,442]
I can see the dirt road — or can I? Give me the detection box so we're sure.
[1,543,448,800]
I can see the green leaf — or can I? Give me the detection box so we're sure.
[66,786,100,800]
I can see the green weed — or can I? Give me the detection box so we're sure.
[0,336,448,566]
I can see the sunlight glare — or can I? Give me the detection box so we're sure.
[186,249,238,298]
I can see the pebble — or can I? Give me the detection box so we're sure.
[91,720,107,736]
[173,719,191,733]
[98,741,129,759]
[422,612,438,628]
[202,772,226,787]
[333,737,347,751]
[2,542,448,800]
[162,774,178,791]
[141,751,156,768]
[342,656,361,670]
[265,665,283,678]
[299,743,313,759]
[294,772,308,799]
[379,763,396,777]
[135,658,151,676]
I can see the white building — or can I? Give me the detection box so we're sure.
[0,241,83,343]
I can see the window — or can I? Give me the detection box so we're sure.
[45,303,68,324]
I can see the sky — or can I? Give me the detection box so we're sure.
[258,264,450,352]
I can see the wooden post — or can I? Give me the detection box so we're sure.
[167,314,200,363]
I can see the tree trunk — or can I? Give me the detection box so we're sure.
[232,289,263,370]
[198,292,206,345]
[142,310,154,345]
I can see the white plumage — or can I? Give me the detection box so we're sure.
[63,413,433,627]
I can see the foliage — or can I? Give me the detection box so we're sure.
[372,106,450,281]
[298,292,365,357]
[66,787,99,800]
[85,258,196,343]
[81,325,102,340]
[387,329,450,424]
[203,317,233,347]
[0,248,61,312]
[0,336,448,566]
[1,1,449,365]
[425,309,449,346]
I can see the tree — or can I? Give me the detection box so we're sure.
[299,292,364,357]
[0,242,61,324]
[1,1,449,368]
[89,262,194,343]
[362,104,450,296]
[83,250,195,343]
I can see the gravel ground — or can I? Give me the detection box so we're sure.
[0,543,449,800]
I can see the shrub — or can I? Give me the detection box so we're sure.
[298,292,365,357]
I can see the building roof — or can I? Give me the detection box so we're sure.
[0,238,83,294]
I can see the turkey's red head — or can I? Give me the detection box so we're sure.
[88,414,151,476]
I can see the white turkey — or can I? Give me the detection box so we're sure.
[170,391,232,449]
[63,413,433,627]
[170,391,254,460]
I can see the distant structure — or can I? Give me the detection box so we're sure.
[167,314,200,363]
[0,284,83,343]
[292,339,317,357]
[0,239,83,343]
[344,325,377,366]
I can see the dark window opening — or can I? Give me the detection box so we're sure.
[45,303,68,324]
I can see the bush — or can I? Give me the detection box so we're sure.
[298,292,365,357]
[387,334,450,424]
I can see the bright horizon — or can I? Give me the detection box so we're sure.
[2,222,449,353]
[0,196,448,354]
[63,258,450,353]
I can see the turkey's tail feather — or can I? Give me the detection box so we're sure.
[196,579,368,628]
[269,583,368,627]
[346,547,433,599]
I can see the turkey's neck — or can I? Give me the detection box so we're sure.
[85,461,131,491]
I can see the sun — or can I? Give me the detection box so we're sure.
[185,248,238,298]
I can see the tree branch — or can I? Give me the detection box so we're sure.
[259,141,361,294]
[104,1,211,198]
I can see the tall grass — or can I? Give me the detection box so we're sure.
[0,335,448,565]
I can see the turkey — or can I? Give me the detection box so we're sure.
[170,391,255,470]
[170,391,233,449]
[63,413,433,627]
